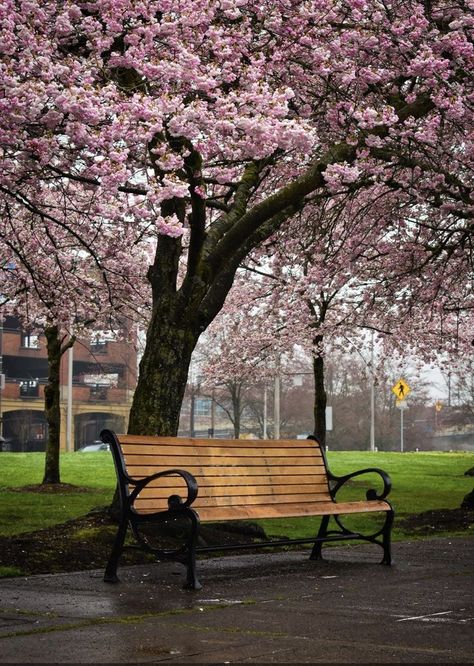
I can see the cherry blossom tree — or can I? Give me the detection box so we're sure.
[438,358,474,411]
[1,0,472,436]
[202,179,472,444]
[0,200,150,483]
[195,272,282,437]
[269,186,472,440]
[192,182,472,444]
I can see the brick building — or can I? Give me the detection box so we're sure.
[0,316,137,452]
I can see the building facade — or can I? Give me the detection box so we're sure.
[0,316,137,452]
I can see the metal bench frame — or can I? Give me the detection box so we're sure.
[101,430,394,590]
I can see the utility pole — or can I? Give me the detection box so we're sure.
[369,331,375,451]
[263,384,267,439]
[189,362,197,438]
[274,373,280,439]
[190,391,195,437]
[66,346,73,452]
[0,316,3,447]
[210,387,215,438]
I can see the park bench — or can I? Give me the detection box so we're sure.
[101,430,394,590]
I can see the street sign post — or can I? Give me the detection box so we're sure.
[392,378,411,401]
[393,379,411,453]
[396,399,408,452]
[434,400,442,430]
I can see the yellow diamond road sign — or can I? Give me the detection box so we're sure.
[392,378,411,400]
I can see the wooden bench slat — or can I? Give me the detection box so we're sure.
[121,444,322,458]
[136,491,336,508]
[136,488,331,504]
[118,435,315,449]
[123,454,324,467]
[137,482,330,498]
[128,473,329,488]
[195,500,391,522]
[125,464,327,477]
[133,499,390,521]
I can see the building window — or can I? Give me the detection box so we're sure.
[82,373,118,387]
[195,398,211,416]
[90,340,108,354]
[90,329,116,354]
[21,332,39,349]
[20,380,39,397]
[90,385,108,401]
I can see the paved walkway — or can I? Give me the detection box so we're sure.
[0,536,472,663]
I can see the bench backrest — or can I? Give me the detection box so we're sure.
[107,434,333,521]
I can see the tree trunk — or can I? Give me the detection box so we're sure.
[233,408,241,439]
[128,304,201,436]
[231,384,241,439]
[312,336,327,446]
[42,326,63,484]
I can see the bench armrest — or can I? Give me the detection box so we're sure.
[127,469,198,509]
[328,467,392,501]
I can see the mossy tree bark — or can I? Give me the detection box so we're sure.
[128,299,202,435]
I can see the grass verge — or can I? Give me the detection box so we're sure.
[1,450,473,539]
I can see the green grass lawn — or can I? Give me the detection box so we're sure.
[0,451,116,536]
[0,450,472,541]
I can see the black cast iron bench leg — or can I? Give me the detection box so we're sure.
[104,516,128,583]
[381,510,394,565]
[309,515,330,561]
[182,510,201,590]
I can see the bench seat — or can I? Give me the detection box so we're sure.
[171,499,391,523]
[101,431,394,589]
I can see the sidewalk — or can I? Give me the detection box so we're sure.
[0,536,472,663]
